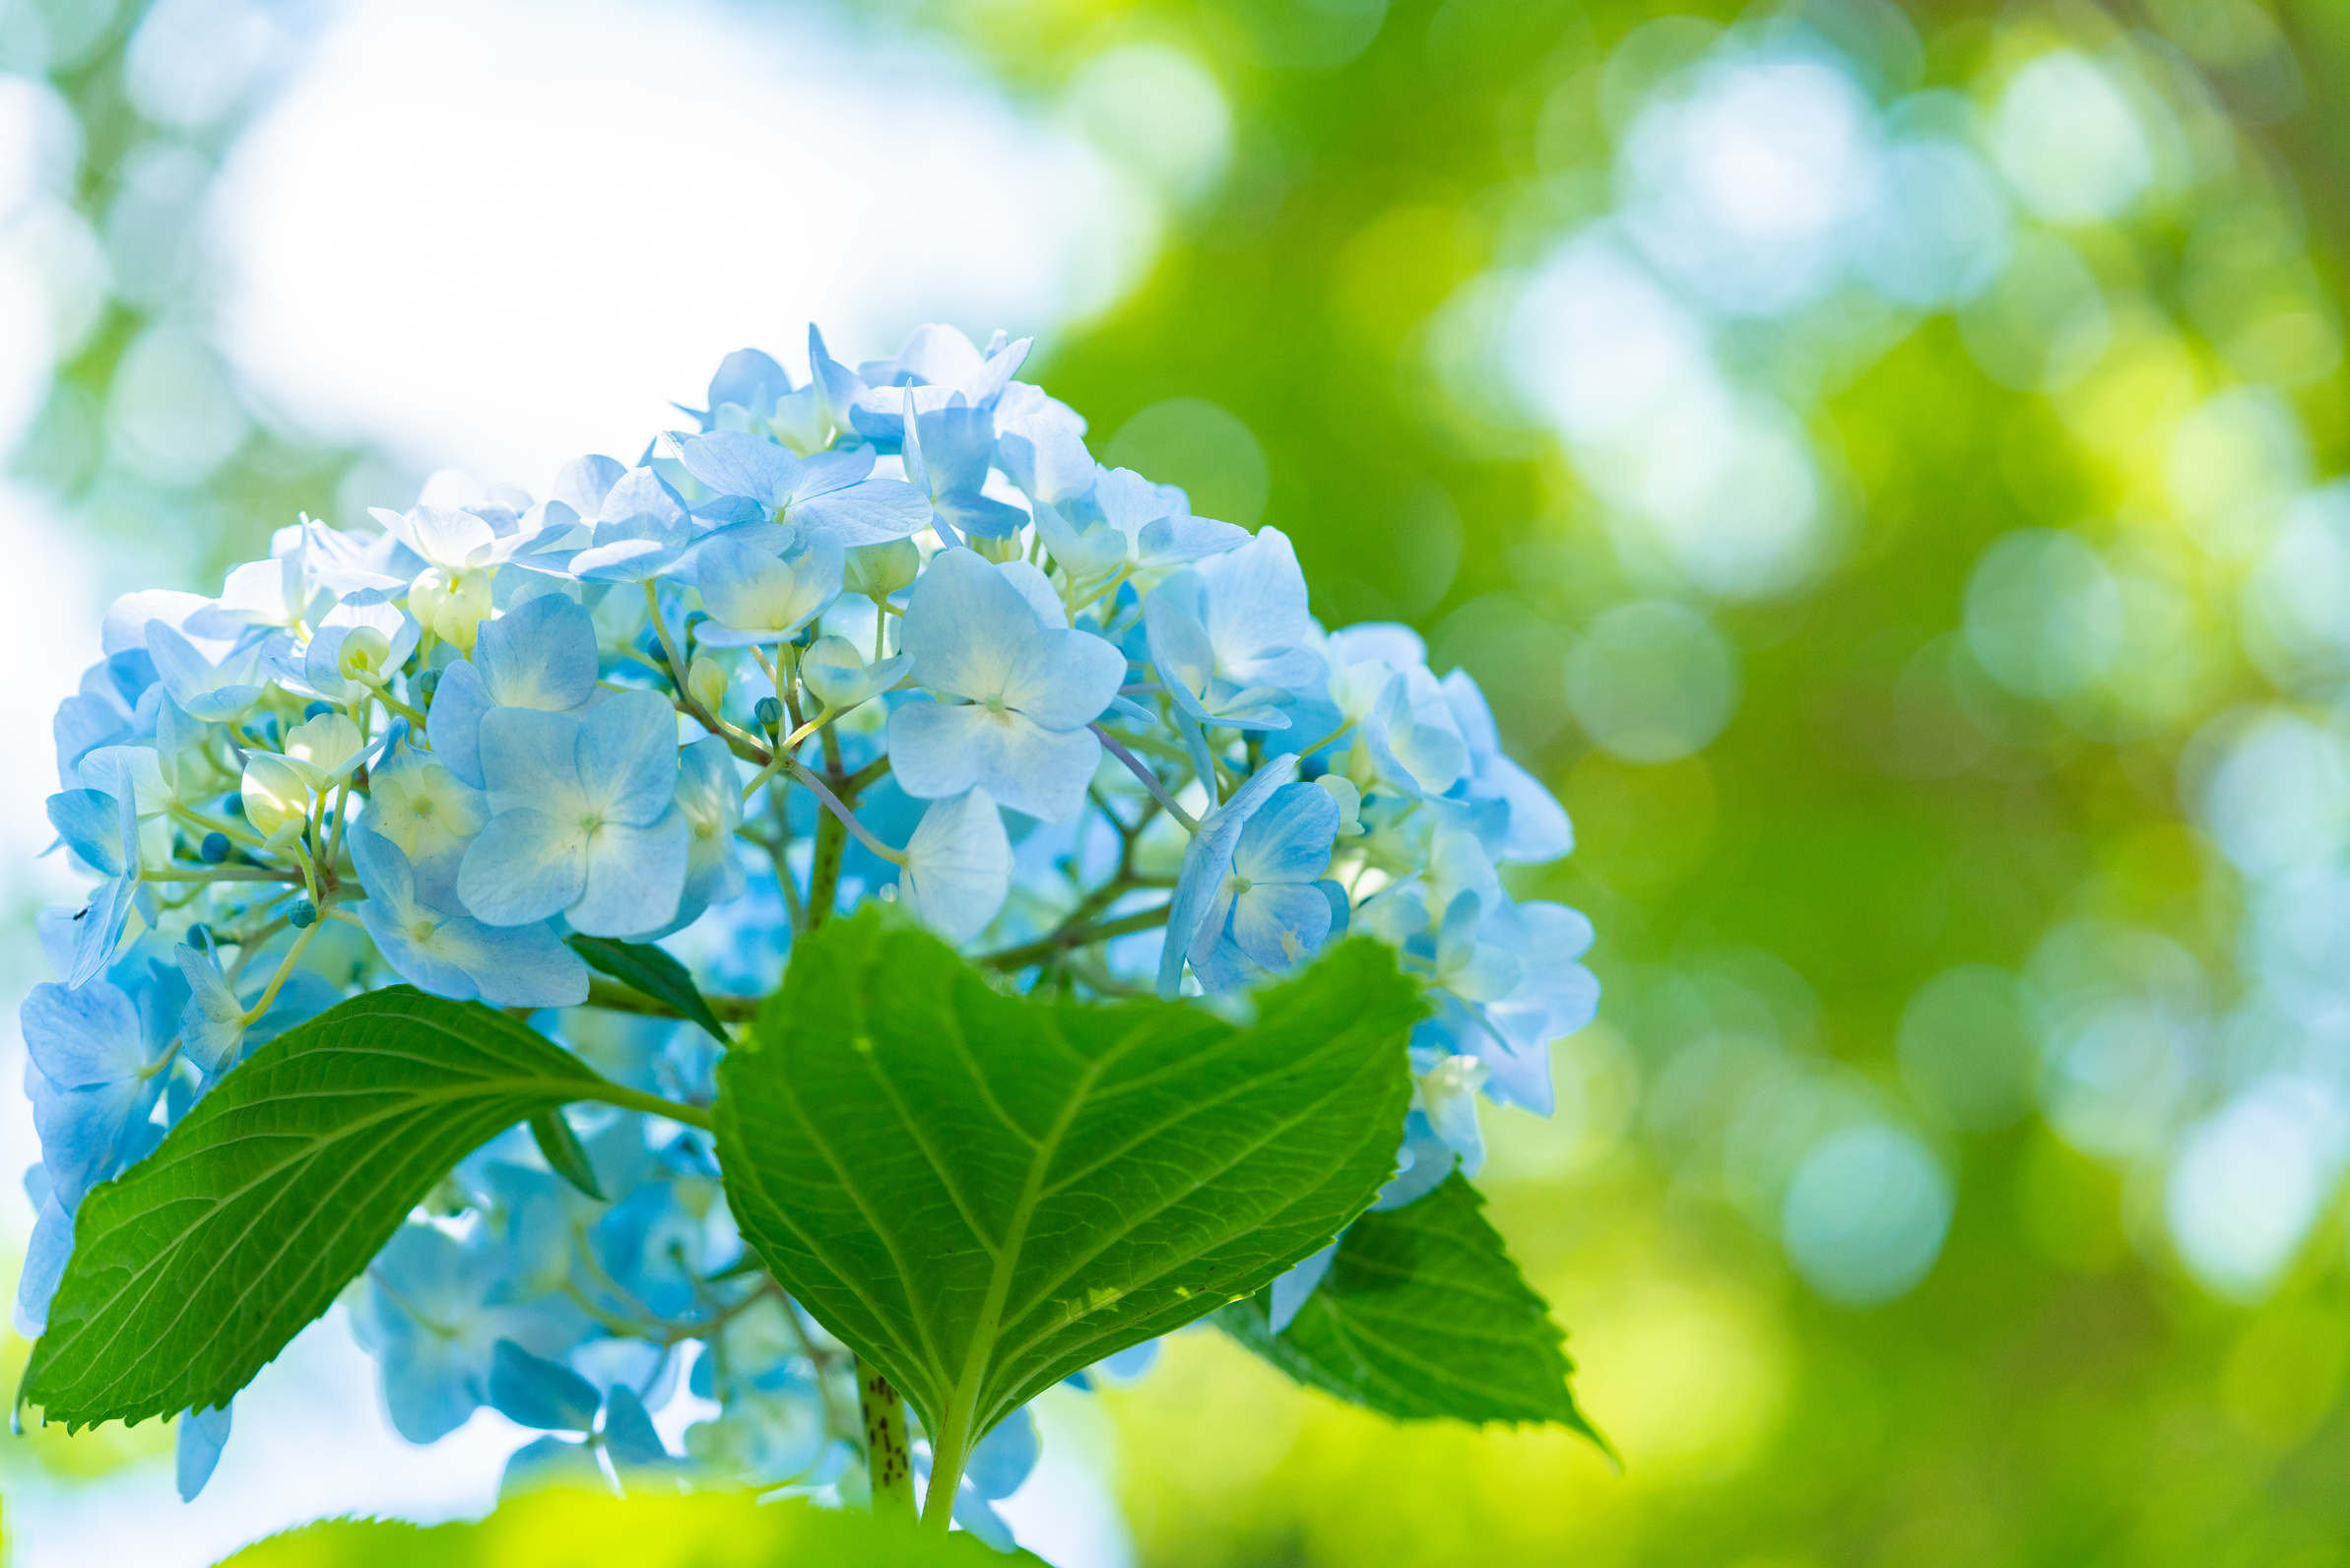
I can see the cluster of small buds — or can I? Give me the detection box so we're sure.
[23,323,1596,1528]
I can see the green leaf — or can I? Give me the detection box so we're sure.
[216,1488,1034,1566]
[23,988,647,1430]
[568,935,730,1040]
[715,912,1420,1491]
[1217,1171,1606,1443]
[528,1107,604,1201]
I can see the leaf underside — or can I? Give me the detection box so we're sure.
[568,935,730,1040]
[23,988,618,1429]
[716,914,1420,1453]
[1218,1172,1604,1442]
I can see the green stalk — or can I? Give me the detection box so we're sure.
[860,1358,916,1521]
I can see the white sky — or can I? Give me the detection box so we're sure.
[212,0,1156,490]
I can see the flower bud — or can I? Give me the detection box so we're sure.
[240,752,309,837]
[687,654,729,714]
[843,539,920,598]
[200,831,229,864]
[754,696,784,732]
[800,635,868,708]
[410,567,493,652]
[282,714,366,791]
[338,626,394,684]
[289,899,318,931]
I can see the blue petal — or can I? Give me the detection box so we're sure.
[578,689,682,826]
[1268,1241,1339,1333]
[46,790,124,876]
[490,1339,602,1431]
[175,1404,233,1502]
[600,1384,670,1467]
[475,594,599,711]
[792,477,933,547]
[1231,782,1339,884]
[677,430,802,505]
[459,809,587,928]
[22,980,146,1089]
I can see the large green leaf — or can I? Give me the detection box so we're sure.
[1218,1172,1604,1441]
[716,913,1419,1487]
[23,988,657,1429]
[218,1488,1031,1566]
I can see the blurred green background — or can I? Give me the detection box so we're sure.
[11,0,2350,1561]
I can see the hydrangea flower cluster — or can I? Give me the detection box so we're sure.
[22,324,1597,1532]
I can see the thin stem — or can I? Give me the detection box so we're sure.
[356,673,427,728]
[1293,719,1357,760]
[1089,724,1199,831]
[583,978,759,1024]
[141,867,304,883]
[169,802,265,852]
[860,1358,916,1521]
[789,761,906,867]
[979,903,1172,970]
[573,1080,716,1133]
[240,921,321,1024]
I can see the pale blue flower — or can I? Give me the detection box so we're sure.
[490,1339,601,1431]
[1360,665,1472,800]
[15,1165,72,1335]
[834,323,1031,448]
[1184,781,1342,993]
[1089,467,1248,569]
[176,1403,232,1502]
[1143,528,1322,720]
[1156,755,1299,999]
[902,392,1026,544]
[458,690,688,938]
[516,467,696,583]
[174,938,244,1076]
[348,1223,594,1443]
[897,788,1012,946]
[601,1384,672,1469]
[955,1403,1040,1548]
[691,534,844,646]
[800,635,912,710]
[45,785,140,987]
[681,348,791,432]
[1435,670,1572,864]
[426,593,601,788]
[673,431,928,548]
[362,748,490,910]
[1268,1241,1338,1332]
[1145,589,1292,732]
[887,549,1126,822]
[21,978,167,1209]
[145,618,267,722]
[675,738,748,924]
[353,826,589,1008]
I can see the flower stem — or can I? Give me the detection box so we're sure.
[980,902,1172,970]
[1089,724,1200,831]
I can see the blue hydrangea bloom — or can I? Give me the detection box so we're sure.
[353,826,588,1008]
[674,431,929,548]
[459,690,688,938]
[888,549,1126,822]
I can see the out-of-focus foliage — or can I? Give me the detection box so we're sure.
[918,0,2350,1562]
[18,0,2350,1560]
[216,1489,1035,1565]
